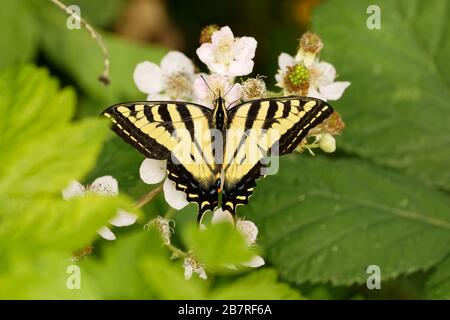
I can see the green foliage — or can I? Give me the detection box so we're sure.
[246,156,450,286]
[0,1,38,70]
[312,0,450,191]
[425,255,450,299]
[2,0,449,300]
[0,65,136,298]
[182,222,255,272]
[211,269,302,299]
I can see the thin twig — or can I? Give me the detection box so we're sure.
[50,0,110,85]
[135,185,164,209]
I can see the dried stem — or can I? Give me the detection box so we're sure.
[50,0,110,85]
[135,185,163,209]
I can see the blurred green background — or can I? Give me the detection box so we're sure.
[0,0,449,300]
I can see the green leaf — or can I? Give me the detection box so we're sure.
[182,222,255,272]
[0,66,105,196]
[0,65,139,298]
[66,0,127,29]
[82,230,166,299]
[312,0,450,190]
[425,255,450,299]
[245,156,450,285]
[0,0,38,70]
[140,256,208,300]
[211,269,302,300]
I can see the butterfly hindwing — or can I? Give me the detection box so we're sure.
[222,96,333,214]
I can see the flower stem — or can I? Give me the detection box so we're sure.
[167,244,187,258]
[164,207,176,220]
[50,0,110,85]
[135,185,163,209]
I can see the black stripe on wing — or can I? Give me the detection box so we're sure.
[101,101,212,160]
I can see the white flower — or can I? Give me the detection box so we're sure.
[133,51,196,101]
[139,158,188,210]
[183,255,207,280]
[196,26,257,77]
[275,52,350,101]
[192,73,242,108]
[62,176,137,241]
[210,209,265,268]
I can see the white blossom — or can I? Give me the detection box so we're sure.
[134,51,196,101]
[196,26,257,77]
[62,176,137,241]
[275,52,350,101]
[192,73,242,108]
[183,255,207,280]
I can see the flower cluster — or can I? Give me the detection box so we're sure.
[136,28,349,209]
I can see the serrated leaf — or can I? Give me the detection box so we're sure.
[0,65,139,298]
[211,269,302,300]
[425,255,450,299]
[245,156,450,285]
[312,0,450,190]
[0,66,106,196]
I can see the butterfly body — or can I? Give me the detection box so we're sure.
[102,95,333,223]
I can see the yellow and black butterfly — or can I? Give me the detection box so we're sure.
[102,95,333,223]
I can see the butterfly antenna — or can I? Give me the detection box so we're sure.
[223,82,237,99]
[200,75,216,97]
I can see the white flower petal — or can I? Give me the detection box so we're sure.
[242,255,265,268]
[133,61,163,94]
[163,178,188,210]
[307,87,327,101]
[319,81,351,101]
[62,180,85,200]
[278,52,295,70]
[275,72,283,87]
[197,267,208,280]
[90,176,118,196]
[228,59,254,77]
[211,26,234,44]
[208,62,228,76]
[225,83,242,108]
[97,226,116,241]
[311,61,336,87]
[110,209,138,227]
[183,261,193,280]
[196,43,215,65]
[146,93,170,101]
[233,36,257,61]
[237,220,258,245]
[192,74,210,101]
[140,159,167,184]
[211,208,234,225]
[160,51,195,76]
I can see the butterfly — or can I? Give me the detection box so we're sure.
[102,94,333,223]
